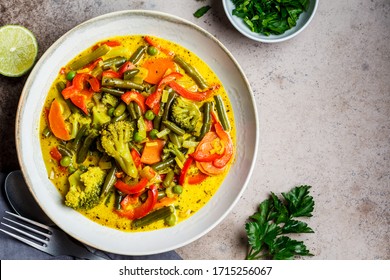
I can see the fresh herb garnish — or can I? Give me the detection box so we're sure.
[245,185,315,260]
[232,0,310,36]
[194,5,211,18]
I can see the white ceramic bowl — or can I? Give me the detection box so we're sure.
[16,10,259,255]
[223,0,319,43]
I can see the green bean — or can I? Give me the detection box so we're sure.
[102,56,126,70]
[132,206,174,229]
[214,95,230,131]
[161,92,176,128]
[100,165,117,198]
[153,104,164,131]
[70,44,110,70]
[76,131,98,164]
[91,64,103,77]
[173,55,208,90]
[123,69,140,80]
[114,191,124,210]
[158,190,167,200]
[127,102,138,120]
[70,124,88,152]
[163,170,175,188]
[168,132,182,148]
[111,112,128,122]
[129,45,147,65]
[198,102,212,140]
[156,128,171,138]
[134,103,143,119]
[113,102,126,117]
[151,157,175,171]
[56,81,66,93]
[42,127,51,137]
[100,87,125,97]
[162,120,185,136]
[57,144,74,158]
[102,76,144,91]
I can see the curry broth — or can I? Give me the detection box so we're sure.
[40,35,236,232]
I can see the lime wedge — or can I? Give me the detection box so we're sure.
[0,25,38,77]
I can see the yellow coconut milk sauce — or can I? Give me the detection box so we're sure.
[40,35,235,232]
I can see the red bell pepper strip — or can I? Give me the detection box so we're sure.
[114,177,149,195]
[121,91,146,113]
[145,72,183,115]
[116,184,158,220]
[168,81,219,101]
[102,70,121,78]
[61,73,100,114]
[213,122,234,168]
[188,172,209,185]
[144,36,175,57]
[82,58,102,72]
[131,148,142,169]
[118,61,135,77]
[50,146,62,162]
[179,157,193,185]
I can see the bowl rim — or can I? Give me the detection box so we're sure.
[15,9,260,255]
[222,0,319,43]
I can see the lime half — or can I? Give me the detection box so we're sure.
[0,25,38,77]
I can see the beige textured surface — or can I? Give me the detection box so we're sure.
[0,0,388,260]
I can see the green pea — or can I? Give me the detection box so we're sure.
[133,131,144,142]
[66,70,76,81]
[60,156,72,167]
[149,128,159,139]
[147,46,158,56]
[67,165,76,174]
[172,185,183,194]
[144,110,155,121]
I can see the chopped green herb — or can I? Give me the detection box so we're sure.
[194,5,211,18]
[232,0,310,36]
[245,185,315,260]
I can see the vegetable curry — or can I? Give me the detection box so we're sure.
[40,35,235,232]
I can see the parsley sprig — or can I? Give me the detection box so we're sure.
[245,185,315,260]
[232,0,310,36]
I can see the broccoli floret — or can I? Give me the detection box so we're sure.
[92,105,111,128]
[102,93,119,108]
[91,93,111,128]
[170,97,201,132]
[68,111,92,139]
[65,167,106,210]
[100,120,138,178]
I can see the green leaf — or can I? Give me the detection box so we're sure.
[270,236,313,260]
[270,192,289,224]
[231,0,309,35]
[282,219,314,234]
[282,185,314,217]
[245,221,264,251]
[193,5,211,18]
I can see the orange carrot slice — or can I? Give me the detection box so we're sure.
[48,99,71,141]
[143,58,175,85]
